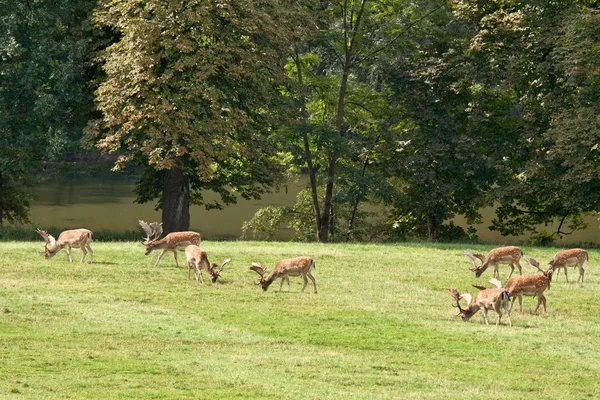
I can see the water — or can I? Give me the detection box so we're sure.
[28,177,600,244]
[29,177,303,239]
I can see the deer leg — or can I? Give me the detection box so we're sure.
[578,264,584,286]
[197,267,204,283]
[481,308,489,325]
[187,262,192,280]
[65,245,72,263]
[307,271,317,294]
[153,249,168,267]
[80,244,87,263]
[86,243,93,263]
[502,301,512,327]
[563,267,569,283]
[516,260,522,275]
[493,264,499,279]
[506,263,515,280]
[518,295,523,313]
[172,250,180,267]
[533,292,547,314]
[300,273,308,292]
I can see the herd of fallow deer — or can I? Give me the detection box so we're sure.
[35,220,317,293]
[451,246,589,327]
[33,224,590,322]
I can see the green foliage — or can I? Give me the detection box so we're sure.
[1,241,600,398]
[452,1,600,237]
[0,0,96,223]
[87,0,309,216]
[243,187,390,242]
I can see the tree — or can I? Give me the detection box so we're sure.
[452,1,600,240]
[0,0,96,224]
[87,0,308,233]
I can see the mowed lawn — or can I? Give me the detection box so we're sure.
[0,241,599,399]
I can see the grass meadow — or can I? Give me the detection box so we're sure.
[0,240,599,399]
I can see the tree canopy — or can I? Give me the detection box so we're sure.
[2,0,600,243]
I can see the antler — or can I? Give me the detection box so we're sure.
[527,258,544,273]
[448,288,464,312]
[149,222,163,240]
[464,250,485,271]
[250,262,265,276]
[139,220,162,244]
[35,228,49,244]
[215,258,232,276]
[488,277,502,289]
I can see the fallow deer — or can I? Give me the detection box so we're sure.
[250,256,317,293]
[36,228,94,263]
[139,220,201,268]
[184,245,231,283]
[549,248,588,286]
[468,246,523,279]
[505,258,552,314]
[448,278,512,327]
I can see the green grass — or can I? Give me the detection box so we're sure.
[0,241,599,399]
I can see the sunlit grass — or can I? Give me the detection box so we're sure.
[0,241,599,399]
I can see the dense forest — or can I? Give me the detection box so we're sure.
[1,0,599,243]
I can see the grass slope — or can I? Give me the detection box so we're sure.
[0,241,599,399]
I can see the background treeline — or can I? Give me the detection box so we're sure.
[1,0,599,244]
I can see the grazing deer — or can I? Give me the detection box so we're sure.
[250,256,317,293]
[505,258,552,314]
[448,278,512,327]
[184,245,231,283]
[139,220,201,268]
[35,228,93,263]
[467,246,523,279]
[549,248,588,285]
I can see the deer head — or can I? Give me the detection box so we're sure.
[250,262,270,291]
[210,258,232,283]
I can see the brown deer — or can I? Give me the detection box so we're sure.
[184,245,231,283]
[139,220,201,268]
[36,228,94,263]
[467,246,523,279]
[549,248,588,285]
[448,278,512,327]
[250,256,317,293]
[505,258,552,314]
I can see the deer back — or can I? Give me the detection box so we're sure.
[505,273,550,297]
[57,229,93,246]
[550,248,588,267]
[270,256,314,278]
[146,231,201,253]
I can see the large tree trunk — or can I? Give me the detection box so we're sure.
[161,167,190,233]
[427,214,436,241]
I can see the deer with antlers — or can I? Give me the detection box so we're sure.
[184,245,231,283]
[465,246,523,279]
[250,256,317,293]
[448,278,512,327]
[548,248,588,286]
[505,258,552,314]
[139,220,201,268]
[35,228,94,263]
